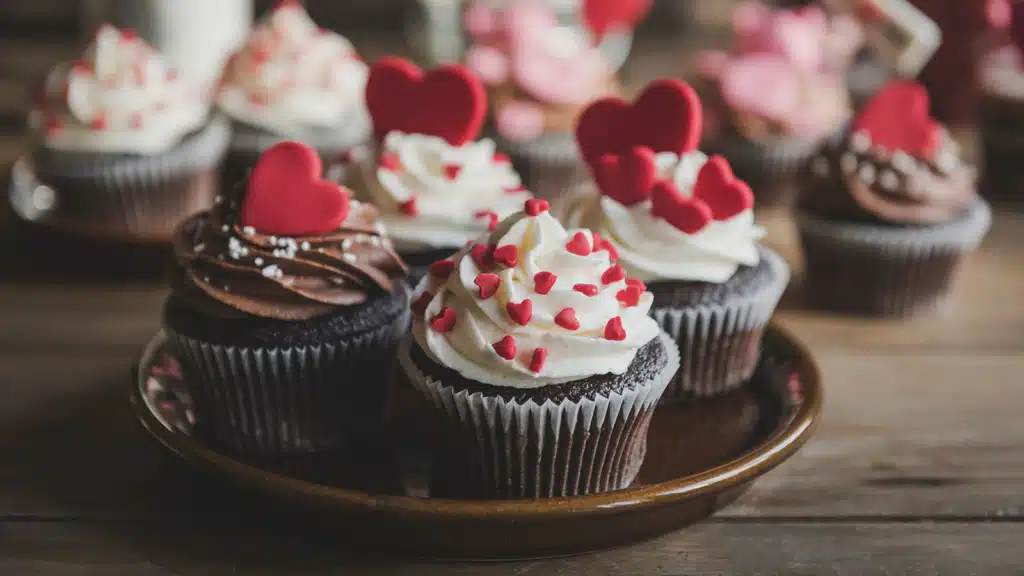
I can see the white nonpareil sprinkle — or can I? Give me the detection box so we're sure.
[935,150,957,173]
[349,199,360,208]
[840,154,857,174]
[194,244,205,253]
[301,241,311,250]
[268,236,277,244]
[343,253,357,263]
[879,170,899,190]
[242,226,256,236]
[214,196,224,204]
[891,151,915,173]
[262,265,283,278]
[370,235,381,246]
[858,163,876,184]
[850,131,871,152]
[254,257,263,266]
[341,239,353,250]
[221,225,229,232]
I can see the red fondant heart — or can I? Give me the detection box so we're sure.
[650,180,712,234]
[582,0,652,40]
[576,79,702,167]
[366,57,486,146]
[240,141,350,236]
[594,146,657,206]
[692,155,754,221]
[851,80,941,159]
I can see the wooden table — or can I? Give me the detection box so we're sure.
[2,28,1023,576]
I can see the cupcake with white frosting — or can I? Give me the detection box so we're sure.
[357,57,533,284]
[26,24,229,240]
[567,78,790,399]
[400,198,678,498]
[216,1,370,190]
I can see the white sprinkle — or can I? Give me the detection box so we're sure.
[277,238,289,247]
[268,236,277,244]
[221,225,229,232]
[194,244,205,253]
[262,265,281,278]
[343,253,357,263]
[879,170,899,190]
[349,199,361,208]
[202,276,210,282]
[223,285,230,292]
[301,241,311,250]
[254,257,264,266]
[891,151,914,173]
[318,247,325,252]
[810,157,829,177]
[840,154,857,174]
[242,226,256,236]
[935,150,957,173]
[342,239,353,250]
[282,277,294,285]
[370,235,381,246]
[858,163,876,184]
[214,196,224,204]
[850,131,871,152]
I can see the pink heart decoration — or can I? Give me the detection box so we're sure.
[241,141,350,236]
[495,99,546,141]
[692,155,754,221]
[465,45,509,85]
[651,181,712,234]
[582,0,652,40]
[720,55,801,125]
[593,146,657,206]
[851,80,941,159]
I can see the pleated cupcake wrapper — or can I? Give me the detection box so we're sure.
[492,131,588,201]
[796,200,992,317]
[399,331,679,499]
[703,132,821,207]
[166,313,408,454]
[650,249,790,401]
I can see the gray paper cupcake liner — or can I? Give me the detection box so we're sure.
[796,200,992,317]
[166,310,410,454]
[650,249,790,400]
[703,132,822,207]
[399,331,679,499]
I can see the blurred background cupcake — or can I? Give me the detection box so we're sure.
[20,24,229,241]
[979,0,1024,202]
[215,1,371,191]
[164,141,410,453]
[798,81,991,317]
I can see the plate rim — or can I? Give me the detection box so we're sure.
[130,323,822,521]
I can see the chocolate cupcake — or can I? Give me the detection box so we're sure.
[352,56,534,285]
[400,200,678,499]
[569,78,789,399]
[164,141,409,453]
[25,24,230,240]
[798,81,991,317]
[215,2,371,191]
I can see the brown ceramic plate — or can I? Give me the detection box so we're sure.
[130,324,821,559]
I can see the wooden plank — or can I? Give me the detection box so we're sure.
[1,520,1020,575]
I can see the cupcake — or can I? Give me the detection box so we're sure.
[25,24,229,240]
[164,141,410,453]
[400,199,679,499]
[462,0,629,198]
[979,5,1024,201]
[798,80,992,317]
[354,56,534,285]
[697,2,855,205]
[215,2,370,191]
[569,78,790,399]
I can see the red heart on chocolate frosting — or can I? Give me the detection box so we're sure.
[366,57,486,146]
[576,78,702,167]
[594,146,657,206]
[651,180,712,234]
[692,155,753,221]
[241,141,350,236]
[582,0,652,40]
[851,80,940,159]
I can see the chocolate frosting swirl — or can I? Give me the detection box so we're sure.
[800,129,977,225]
[171,194,407,321]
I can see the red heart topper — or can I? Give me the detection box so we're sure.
[240,141,351,236]
[366,57,487,146]
[582,0,652,40]
[576,78,702,168]
[851,80,941,159]
[650,155,753,234]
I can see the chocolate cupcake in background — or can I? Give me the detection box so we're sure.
[401,201,678,499]
[798,81,991,317]
[25,24,230,241]
[979,6,1024,204]
[567,78,789,400]
[215,2,371,191]
[164,141,410,453]
[352,56,534,286]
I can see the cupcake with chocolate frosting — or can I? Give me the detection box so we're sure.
[215,2,370,190]
[25,24,230,240]
[568,78,789,399]
[401,199,678,498]
[798,80,991,317]
[354,57,533,285]
[165,141,409,453]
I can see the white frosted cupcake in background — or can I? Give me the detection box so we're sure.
[215,1,370,190]
[26,24,229,240]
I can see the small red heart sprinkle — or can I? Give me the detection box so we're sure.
[71,60,91,75]
[430,307,456,333]
[565,231,592,256]
[444,163,462,179]
[692,155,754,221]
[604,316,626,340]
[130,113,143,129]
[506,299,533,326]
[429,259,455,279]
[90,113,109,130]
[493,335,516,360]
[412,291,433,316]
[626,278,646,292]
[504,184,528,194]
[601,264,626,285]
[45,117,62,134]
[616,286,642,307]
[492,245,518,268]
[533,271,557,295]
[121,28,139,41]
[573,283,598,296]
[524,198,550,216]
[530,348,547,373]
[494,152,511,164]
[399,197,418,216]
[470,243,492,268]
[474,273,500,299]
[651,180,712,234]
[474,210,499,231]
[379,151,401,171]
[555,308,580,330]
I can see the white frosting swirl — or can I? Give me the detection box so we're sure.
[29,25,208,154]
[363,131,533,250]
[216,2,369,137]
[572,151,765,283]
[412,209,661,388]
